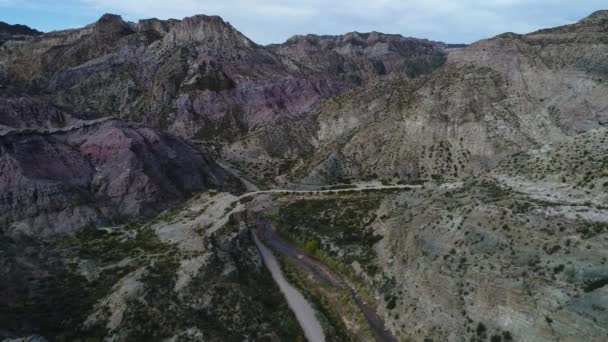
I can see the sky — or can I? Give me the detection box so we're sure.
[0,0,606,45]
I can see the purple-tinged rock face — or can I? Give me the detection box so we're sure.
[0,97,78,132]
[0,100,239,237]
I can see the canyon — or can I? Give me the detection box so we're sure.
[1,9,607,342]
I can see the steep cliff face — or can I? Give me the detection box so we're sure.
[270,32,448,84]
[0,99,239,237]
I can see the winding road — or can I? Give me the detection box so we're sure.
[222,180,419,341]
[208,159,422,341]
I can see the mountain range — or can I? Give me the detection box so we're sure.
[0,9,607,342]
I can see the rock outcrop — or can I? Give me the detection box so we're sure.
[0,98,239,237]
[0,97,81,132]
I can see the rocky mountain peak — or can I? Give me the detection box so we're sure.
[136,17,179,38]
[531,9,608,35]
[580,10,608,25]
[93,13,134,38]
[97,13,124,23]
[162,14,254,48]
[341,31,406,44]
[284,31,441,48]
[272,31,447,83]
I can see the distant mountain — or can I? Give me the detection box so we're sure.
[0,21,42,36]
[0,21,42,45]
[270,32,447,84]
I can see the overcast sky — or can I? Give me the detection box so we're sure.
[0,0,606,44]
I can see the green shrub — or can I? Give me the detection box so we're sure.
[305,240,319,255]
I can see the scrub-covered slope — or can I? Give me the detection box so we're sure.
[224,11,608,186]
[265,129,608,341]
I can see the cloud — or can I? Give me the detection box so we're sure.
[71,1,608,44]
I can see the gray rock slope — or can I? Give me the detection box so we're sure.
[373,128,608,341]
[222,11,608,186]
[266,128,608,341]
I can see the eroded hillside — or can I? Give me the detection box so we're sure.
[222,11,608,187]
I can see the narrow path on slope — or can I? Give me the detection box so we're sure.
[238,183,421,200]
[201,173,422,236]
